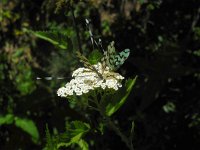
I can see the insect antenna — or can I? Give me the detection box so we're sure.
[85,19,95,50]
[36,75,97,81]
[36,76,71,80]
[98,38,105,53]
[85,19,104,52]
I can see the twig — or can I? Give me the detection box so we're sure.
[93,92,134,150]
[105,116,134,150]
[190,7,200,32]
[88,105,100,112]
[70,5,83,53]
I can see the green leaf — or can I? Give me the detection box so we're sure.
[76,139,89,150]
[104,76,137,116]
[57,121,90,149]
[31,30,71,50]
[15,67,36,95]
[45,125,57,150]
[96,122,105,135]
[14,117,40,143]
[88,50,103,64]
[12,48,24,58]
[66,121,90,143]
[193,49,200,57]
[0,114,14,125]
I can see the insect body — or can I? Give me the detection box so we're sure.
[76,41,130,81]
[37,41,130,81]
[76,51,104,79]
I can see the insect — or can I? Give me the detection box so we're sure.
[76,41,130,80]
[84,19,130,73]
[37,19,130,80]
[76,51,104,79]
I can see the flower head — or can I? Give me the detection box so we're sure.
[57,62,124,97]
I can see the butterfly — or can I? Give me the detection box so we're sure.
[84,19,130,71]
[36,41,130,81]
[76,41,130,80]
[37,20,130,81]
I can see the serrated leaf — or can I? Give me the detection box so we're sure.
[104,76,137,116]
[31,30,71,50]
[67,121,90,142]
[0,114,14,125]
[14,117,39,143]
[88,50,103,64]
[45,125,57,150]
[77,139,89,150]
[57,121,90,150]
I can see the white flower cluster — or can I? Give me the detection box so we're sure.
[57,62,124,97]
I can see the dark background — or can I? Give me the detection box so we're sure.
[1,0,200,149]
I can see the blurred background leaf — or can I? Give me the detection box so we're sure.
[14,117,40,144]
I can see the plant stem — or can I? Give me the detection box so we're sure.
[93,94,134,150]
[103,114,134,150]
[70,5,83,53]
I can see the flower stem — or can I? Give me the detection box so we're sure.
[70,5,82,53]
[93,93,134,150]
[104,116,134,150]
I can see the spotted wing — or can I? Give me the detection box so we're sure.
[113,48,130,70]
[101,41,130,71]
[101,41,116,71]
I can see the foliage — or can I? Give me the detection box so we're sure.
[103,77,137,116]
[45,121,90,150]
[0,114,14,125]
[35,14,136,149]
[31,30,72,50]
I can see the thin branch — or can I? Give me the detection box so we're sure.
[70,5,83,53]
[93,92,134,150]
[182,7,200,47]
[191,7,200,32]
[105,116,134,150]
